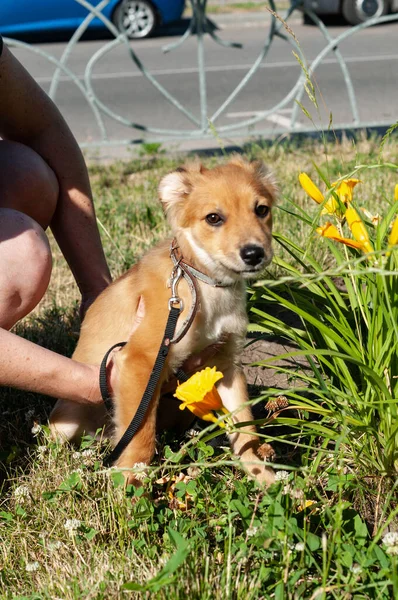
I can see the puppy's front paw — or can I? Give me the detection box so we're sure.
[249,461,275,487]
[240,450,275,487]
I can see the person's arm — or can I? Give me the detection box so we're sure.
[0,44,111,306]
[0,299,145,404]
[0,328,102,403]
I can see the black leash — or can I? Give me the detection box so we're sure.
[102,305,182,467]
[99,342,127,413]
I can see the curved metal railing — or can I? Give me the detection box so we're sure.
[4,0,398,147]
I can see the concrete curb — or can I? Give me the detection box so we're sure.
[203,10,302,29]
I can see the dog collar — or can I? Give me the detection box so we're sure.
[170,239,235,289]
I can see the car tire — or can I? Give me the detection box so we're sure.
[342,0,389,24]
[112,0,157,39]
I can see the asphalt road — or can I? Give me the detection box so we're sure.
[7,12,398,153]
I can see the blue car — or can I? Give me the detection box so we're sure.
[0,0,185,39]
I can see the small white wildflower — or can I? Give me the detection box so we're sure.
[352,564,362,575]
[187,466,200,478]
[48,540,63,551]
[132,462,148,481]
[31,423,42,435]
[14,485,30,502]
[290,488,304,500]
[246,526,259,538]
[383,531,398,546]
[82,449,95,458]
[25,561,40,572]
[383,531,398,555]
[37,445,47,456]
[185,428,200,439]
[133,462,147,471]
[71,468,83,475]
[79,449,96,464]
[72,451,82,459]
[275,470,290,482]
[64,519,82,532]
[295,542,305,552]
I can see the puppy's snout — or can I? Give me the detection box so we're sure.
[240,244,265,267]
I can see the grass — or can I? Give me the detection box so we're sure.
[1,134,398,598]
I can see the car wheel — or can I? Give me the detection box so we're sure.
[113,0,157,39]
[342,0,389,24]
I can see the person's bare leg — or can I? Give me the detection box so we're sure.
[0,209,52,329]
[0,140,58,230]
[0,140,59,328]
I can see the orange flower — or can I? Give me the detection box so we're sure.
[174,367,228,426]
[316,222,363,250]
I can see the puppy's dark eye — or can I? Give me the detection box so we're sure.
[205,213,223,226]
[255,205,270,218]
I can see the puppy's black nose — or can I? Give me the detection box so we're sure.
[240,244,265,266]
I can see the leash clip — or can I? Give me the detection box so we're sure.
[168,265,184,312]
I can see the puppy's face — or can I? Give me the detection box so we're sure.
[159,157,277,283]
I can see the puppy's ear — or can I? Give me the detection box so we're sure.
[158,167,191,212]
[250,160,279,205]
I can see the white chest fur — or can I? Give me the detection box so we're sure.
[170,280,248,370]
[197,280,248,342]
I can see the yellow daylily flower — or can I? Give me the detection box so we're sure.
[316,222,363,250]
[394,184,398,202]
[298,173,340,216]
[345,207,374,254]
[332,178,361,204]
[389,216,398,247]
[174,367,228,426]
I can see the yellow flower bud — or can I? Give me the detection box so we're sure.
[388,217,398,247]
[345,207,373,254]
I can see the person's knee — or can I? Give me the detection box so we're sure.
[0,209,52,329]
[0,141,59,230]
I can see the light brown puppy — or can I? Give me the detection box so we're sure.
[50,157,277,486]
